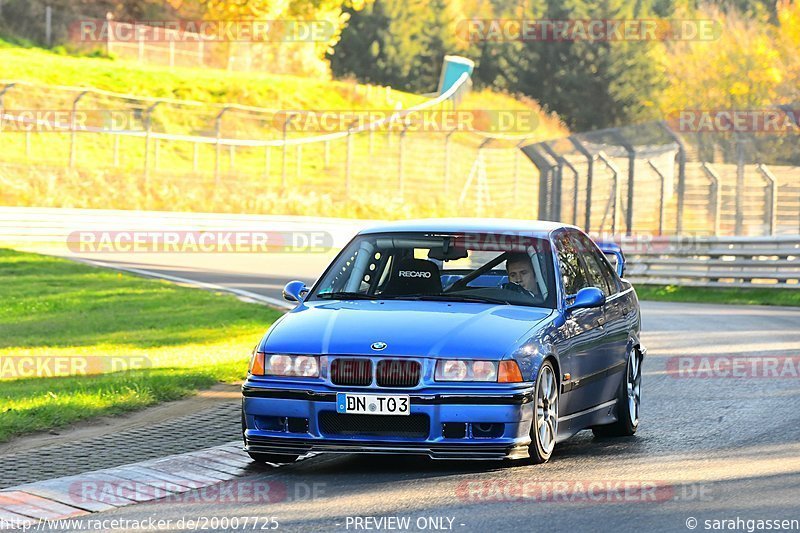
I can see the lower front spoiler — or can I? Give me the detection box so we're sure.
[244,436,530,461]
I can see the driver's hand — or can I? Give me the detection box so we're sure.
[502,282,539,299]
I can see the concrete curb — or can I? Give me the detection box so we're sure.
[0,442,255,530]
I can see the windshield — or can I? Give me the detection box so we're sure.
[310,232,557,308]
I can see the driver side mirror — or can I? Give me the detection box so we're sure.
[566,287,605,313]
[283,280,309,303]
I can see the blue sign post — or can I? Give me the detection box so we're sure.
[437,55,475,95]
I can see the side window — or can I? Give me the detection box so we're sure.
[596,253,620,294]
[554,233,588,296]
[579,244,612,295]
[575,234,620,295]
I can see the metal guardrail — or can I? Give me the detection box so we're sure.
[623,236,800,289]
[2,207,797,289]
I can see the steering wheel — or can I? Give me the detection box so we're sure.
[501,282,540,300]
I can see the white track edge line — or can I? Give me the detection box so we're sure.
[72,258,295,310]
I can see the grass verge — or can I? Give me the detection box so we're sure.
[635,284,800,307]
[0,248,282,443]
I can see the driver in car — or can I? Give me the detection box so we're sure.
[503,253,542,299]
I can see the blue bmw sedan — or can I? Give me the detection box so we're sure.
[242,219,644,464]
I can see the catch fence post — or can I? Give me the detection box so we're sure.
[143,101,162,198]
[757,164,778,236]
[69,91,89,169]
[345,120,358,199]
[443,128,457,196]
[648,161,667,236]
[398,124,410,200]
[215,107,231,185]
[569,136,593,231]
[281,114,296,189]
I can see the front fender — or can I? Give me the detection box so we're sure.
[506,313,561,382]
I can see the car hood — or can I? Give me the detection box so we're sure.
[260,300,554,359]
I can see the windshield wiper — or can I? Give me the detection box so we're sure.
[318,292,511,305]
[387,293,511,305]
[317,292,379,300]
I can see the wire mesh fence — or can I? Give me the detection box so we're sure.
[524,117,800,237]
[2,75,797,234]
[0,77,543,219]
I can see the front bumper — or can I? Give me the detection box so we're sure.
[242,384,535,460]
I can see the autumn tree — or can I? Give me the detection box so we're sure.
[330,0,463,92]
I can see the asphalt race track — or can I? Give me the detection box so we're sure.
[48,252,800,533]
[3,209,800,532]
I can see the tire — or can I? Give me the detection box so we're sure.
[248,452,300,464]
[528,359,559,464]
[592,347,642,438]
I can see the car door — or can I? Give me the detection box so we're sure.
[574,233,629,402]
[553,232,616,418]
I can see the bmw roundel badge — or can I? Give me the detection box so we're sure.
[371,341,387,351]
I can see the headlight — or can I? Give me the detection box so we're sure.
[434,359,523,382]
[435,360,499,382]
[249,352,320,377]
[436,360,470,381]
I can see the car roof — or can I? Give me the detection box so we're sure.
[357,218,579,237]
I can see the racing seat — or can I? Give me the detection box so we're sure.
[382,257,443,296]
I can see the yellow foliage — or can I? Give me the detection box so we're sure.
[659,3,796,115]
[778,0,800,46]
[162,0,374,78]
[776,0,800,101]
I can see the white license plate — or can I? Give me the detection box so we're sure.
[336,393,410,415]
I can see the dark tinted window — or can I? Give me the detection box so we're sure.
[573,234,616,295]
[579,244,612,295]
[595,253,620,294]
[575,233,619,295]
[554,232,588,296]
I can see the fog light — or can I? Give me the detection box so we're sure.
[470,422,504,438]
[255,416,285,431]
